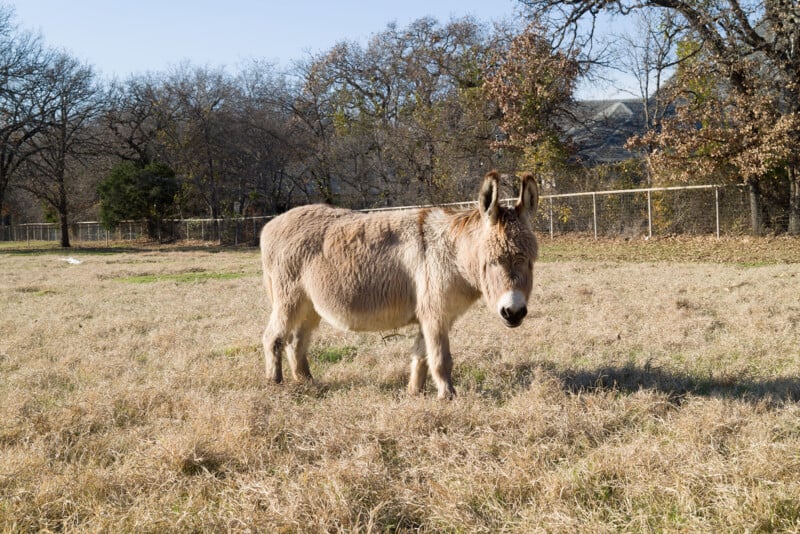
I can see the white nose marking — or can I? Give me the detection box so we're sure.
[497,290,526,315]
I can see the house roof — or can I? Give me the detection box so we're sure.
[564,99,650,164]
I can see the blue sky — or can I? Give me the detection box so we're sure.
[7,0,633,99]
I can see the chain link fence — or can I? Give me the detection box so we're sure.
[538,184,753,238]
[0,184,770,246]
[164,217,273,245]
[0,220,149,244]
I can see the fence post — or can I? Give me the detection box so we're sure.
[715,186,720,239]
[592,192,597,240]
[549,197,554,239]
[647,190,652,239]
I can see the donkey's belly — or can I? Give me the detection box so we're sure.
[310,284,417,331]
[302,241,420,331]
[318,304,417,332]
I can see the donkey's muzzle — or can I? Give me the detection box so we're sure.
[500,305,527,328]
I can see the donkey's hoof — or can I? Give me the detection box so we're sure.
[293,374,314,383]
[437,387,456,401]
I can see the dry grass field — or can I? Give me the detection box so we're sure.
[2,236,800,532]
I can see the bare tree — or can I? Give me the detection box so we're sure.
[20,53,104,247]
[157,64,240,218]
[618,10,680,116]
[102,73,173,167]
[617,9,683,184]
[233,61,302,215]
[0,7,55,220]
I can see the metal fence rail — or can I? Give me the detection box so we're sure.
[0,184,768,246]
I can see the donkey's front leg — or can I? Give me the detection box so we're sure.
[421,322,455,400]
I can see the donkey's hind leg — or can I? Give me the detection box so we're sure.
[407,331,428,395]
[263,309,289,384]
[263,288,307,384]
[286,311,320,382]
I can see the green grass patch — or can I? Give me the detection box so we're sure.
[15,286,57,296]
[114,271,249,284]
[0,243,134,255]
[457,363,488,388]
[0,241,60,251]
[312,345,358,364]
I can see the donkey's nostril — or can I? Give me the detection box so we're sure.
[500,306,528,326]
[500,306,527,325]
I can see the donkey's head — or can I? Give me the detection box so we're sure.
[476,171,539,328]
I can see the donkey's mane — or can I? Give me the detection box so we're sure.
[448,206,519,238]
[448,208,481,238]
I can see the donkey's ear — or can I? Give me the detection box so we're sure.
[515,173,539,221]
[478,171,500,224]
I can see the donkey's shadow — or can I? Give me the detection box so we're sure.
[521,360,800,405]
[283,357,800,405]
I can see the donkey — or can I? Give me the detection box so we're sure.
[259,170,539,399]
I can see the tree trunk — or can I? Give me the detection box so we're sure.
[748,179,762,236]
[59,211,71,248]
[788,163,800,235]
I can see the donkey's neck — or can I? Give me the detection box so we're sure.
[447,209,484,293]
